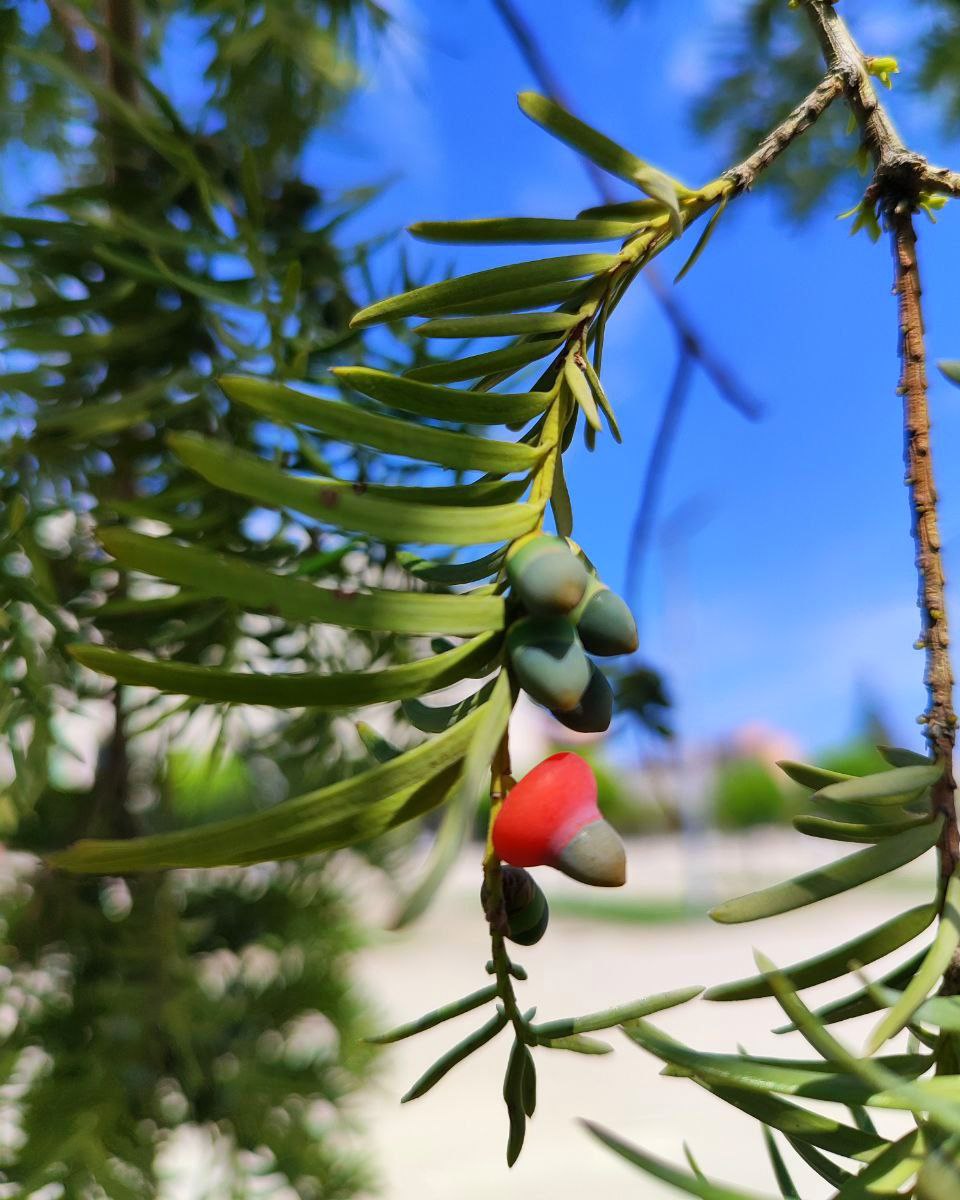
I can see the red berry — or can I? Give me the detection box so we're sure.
[492,752,626,888]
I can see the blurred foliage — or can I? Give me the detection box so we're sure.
[817,738,891,780]
[710,756,787,831]
[919,0,960,127]
[581,748,673,837]
[612,664,672,739]
[0,0,409,1190]
[0,853,376,1198]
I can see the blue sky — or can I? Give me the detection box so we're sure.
[308,0,960,754]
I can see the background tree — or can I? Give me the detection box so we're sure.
[0,2,414,1193]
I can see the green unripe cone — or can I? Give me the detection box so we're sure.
[576,585,638,657]
[552,662,613,734]
[507,616,591,712]
[482,866,549,946]
[506,535,589,616]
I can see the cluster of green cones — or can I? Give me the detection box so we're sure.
[504,533,638,733]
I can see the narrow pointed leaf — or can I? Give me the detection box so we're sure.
[351,254,615,328]
[793,812,934,843]
[627,1021,881,1105]
[518,92,685,234]
[331,365,552,424]
[705,904,936,1001]
[582,1122,775,1200]
[551,455,574,538]
[534,986,701,1041]
[397,548,506,585]
[832,1129,924,1199]
[878,746,932,767]
[401,1008,509,1102]
[675,197,728,283]
[366,984,498,1044]
[414,312,577,339]
[170,438,540,548]
[410,217,640,243]
[405,338,563,385]
[757,954,960,1135]
[217,380,545,474]
[581,358,621,442]
[100,529,506,635]
[428,279,587,316]
[540,1034,612,1054]
[778,761,851,791]
[687,1076,883,1157]
[814,763,942,806]
[774,949,928,1033]
[521,1046,536,1117]
[866,874,960,1052]
[50,734,473,873]
[786,1139,852,1188]
[70,632,501,708]
[503,1037,527,1166]
[762,1129,800,1199]
[356,723,402,764]
[403,682,497,734]
[564,358,602,432]
[709,817,943,924]
[912,994,960,1031]
[578,199,669,221]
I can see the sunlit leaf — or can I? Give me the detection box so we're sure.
[169,437,542,547]
[709,818,943,924]
[100,529,507,634]
[351,253,616,328]
[218,379,548,473]
[70,632,501,708]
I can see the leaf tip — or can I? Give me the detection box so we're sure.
[707,902,732,924]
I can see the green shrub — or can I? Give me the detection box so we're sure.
[711,757,788,831]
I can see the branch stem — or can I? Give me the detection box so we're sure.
[800,0,959,928]
[891,212,958,893]
[723,73,844,194]
[802,1,959,199]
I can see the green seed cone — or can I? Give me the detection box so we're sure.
[552,663,613,733]
[481,866,549,946]
[504,867,550,946]
[576,586,638,656]
[507,535,589,617]
[507,616,591,712]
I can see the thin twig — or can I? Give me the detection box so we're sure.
[625,350,694,610]
[724,73,845,193]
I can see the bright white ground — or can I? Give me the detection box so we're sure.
[353,833,934,1200]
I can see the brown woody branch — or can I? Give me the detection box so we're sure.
[891,213,959,897]
[723,73,844,194]
[802,2,959,895]
[803,1,960,200]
